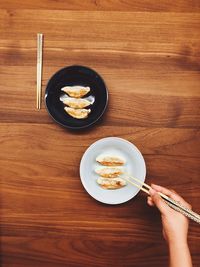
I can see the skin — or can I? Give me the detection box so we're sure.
[147,184,193,267]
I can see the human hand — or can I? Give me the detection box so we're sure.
[147,184,191,245]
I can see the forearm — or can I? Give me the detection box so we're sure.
[168,241,192,267]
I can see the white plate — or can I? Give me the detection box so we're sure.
[79,137,146,205]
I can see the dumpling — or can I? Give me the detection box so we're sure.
[96,154,125,166]
[62,97,91,109]
[64,107,91,119]
[97,177,126,190]
[61,86,90,98]
[95,167,124,178]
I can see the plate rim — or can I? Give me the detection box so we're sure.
[79,137,146,205]
[44,65,109,130]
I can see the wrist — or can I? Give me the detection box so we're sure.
[166,232,188,246]
[168,239,188,249]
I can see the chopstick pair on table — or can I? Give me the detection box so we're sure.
[36,33,43,109]
[123,175,200,224]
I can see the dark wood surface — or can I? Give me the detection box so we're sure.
[0,1,200,266]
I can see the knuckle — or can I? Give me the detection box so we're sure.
[171,189,177,194]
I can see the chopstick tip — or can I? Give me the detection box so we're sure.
[37,33,43,37]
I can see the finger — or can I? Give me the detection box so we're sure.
[170,190,191,208]
[151,184,182,202]
[147,196,154,206]
[151,184,177,198]
[170,189,177,194]
[151,184,191,208]
[170,189,187,205]
[147,200,154,206]
[170,192,191,208]
[170,189,185,202]
[149,188,171,215]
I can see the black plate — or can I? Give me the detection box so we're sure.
[45,65,108,129]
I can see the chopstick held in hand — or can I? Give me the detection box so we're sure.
[123,174,200,224]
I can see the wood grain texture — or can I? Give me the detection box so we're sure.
[1,10,200,127]
[0,0,200,12]
[0,1,200,267]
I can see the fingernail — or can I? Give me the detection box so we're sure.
[149,188,156,196]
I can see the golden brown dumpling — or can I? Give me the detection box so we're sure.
[95,167,124,178]
[61,86,90,98]
[62,97,91,109]
[64,107,91,119]
[96,154,125,166]
[97,177,126,190]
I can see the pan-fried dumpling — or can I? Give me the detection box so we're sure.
[97,177,126,190]
[61,86,90,98]
[62,97,91,109]
[64,107,91,119]
[95,167,124,178]
[96,154,125,166]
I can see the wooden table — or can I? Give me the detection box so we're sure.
[1,1,200,266]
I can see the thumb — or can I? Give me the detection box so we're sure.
[149,189,170,215]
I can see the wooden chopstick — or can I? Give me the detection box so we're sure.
[36,33,43,109]
[123,174,200,224]
[123,176,149,194]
